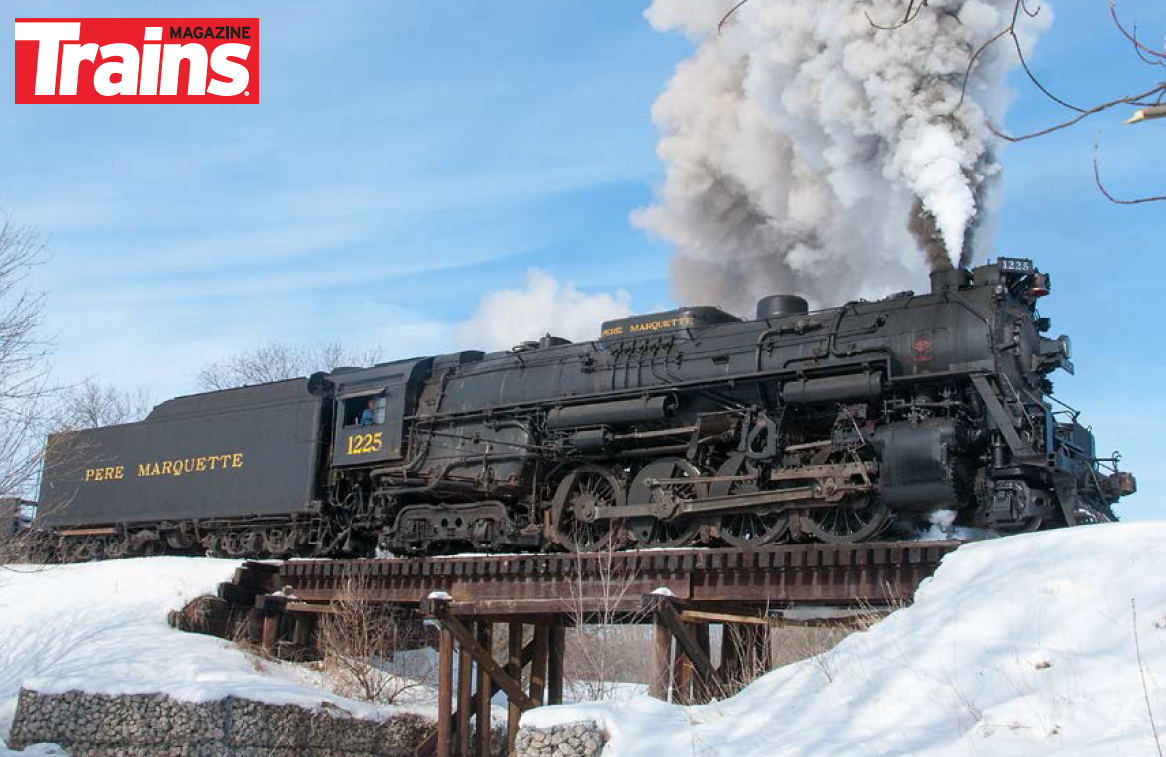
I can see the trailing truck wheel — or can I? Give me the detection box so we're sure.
[550,465,625,553]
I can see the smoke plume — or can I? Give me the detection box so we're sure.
[636,0,1048,313]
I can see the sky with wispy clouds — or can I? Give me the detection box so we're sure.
[2,1,1163,517]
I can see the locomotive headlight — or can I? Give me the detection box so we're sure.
[1058,335,1072,360]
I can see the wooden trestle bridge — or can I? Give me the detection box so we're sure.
[215,541,960,756]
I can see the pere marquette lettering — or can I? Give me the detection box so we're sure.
[83,453,243,482]
[601,315,696,339]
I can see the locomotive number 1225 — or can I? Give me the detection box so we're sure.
[346,432,383,455]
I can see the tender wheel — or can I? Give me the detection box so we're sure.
[241,530,266,556]
[103,537,127,560]
[206,533,231,558]
[713,454,790,548]
[628,458,705,549]
[550,465,624,552]
[75,539,103,562]
[802,497,891,544]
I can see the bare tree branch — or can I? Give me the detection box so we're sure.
[198,341,384,391]
[718,0,754,35]
[1110,1,1166,66]
[865,0,931,32]
[48,379,151,433]
[987,82,1166,143]
[868,0,1166,203]
[563,545,651,701]
[0,216,52,504]
[1094,136,1166,204]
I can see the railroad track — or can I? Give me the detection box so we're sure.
[227,540,962,616]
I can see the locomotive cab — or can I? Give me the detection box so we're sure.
[313,358,433,466]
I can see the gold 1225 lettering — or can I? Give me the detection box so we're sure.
[347,432,382,455]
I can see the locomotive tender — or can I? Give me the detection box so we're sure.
[36,258,1135,559]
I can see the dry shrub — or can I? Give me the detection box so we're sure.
[562,545,651,701]
[564,624,652,701]
[771,624,849,663]
[317,575,435,704]
[168,594,245,638]
[767,600,896,684]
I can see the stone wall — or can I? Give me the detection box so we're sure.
[7,689,435,757]
[514,722,605,757]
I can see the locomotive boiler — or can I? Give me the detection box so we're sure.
[35,258,1135,559]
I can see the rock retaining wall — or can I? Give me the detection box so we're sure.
[514,722,605,757]
[7,688,435,757]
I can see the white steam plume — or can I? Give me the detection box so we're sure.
[636,0,1050,314]
[456,269,632,351]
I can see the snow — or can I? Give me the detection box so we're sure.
[426,591,452,601]
[0,557,437,752]
[0,744,64,757]
[8,525,1165,756]
[524,523,1166,757]
[649,587,675,597]
[913,508,1001,542]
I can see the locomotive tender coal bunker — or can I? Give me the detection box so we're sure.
[36,258,1135,559]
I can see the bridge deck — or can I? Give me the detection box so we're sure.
[260,540,960,616]
[217,541,964,757]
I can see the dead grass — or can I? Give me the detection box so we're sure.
[317,575,435,705]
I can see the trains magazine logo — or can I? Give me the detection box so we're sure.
[14,18,258,104]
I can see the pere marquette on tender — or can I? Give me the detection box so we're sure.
[35,258,1135,560]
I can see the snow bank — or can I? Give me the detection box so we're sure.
[524,523,1166,756]
[0,557,429,750]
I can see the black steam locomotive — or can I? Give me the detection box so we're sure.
[36,258,1134,559]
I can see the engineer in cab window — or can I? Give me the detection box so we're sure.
[360,399,375,426]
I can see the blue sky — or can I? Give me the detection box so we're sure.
[2,1,1162,518]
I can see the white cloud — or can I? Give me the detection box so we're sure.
[456,269,632,351]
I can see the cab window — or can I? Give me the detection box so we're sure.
[342,394,386,427]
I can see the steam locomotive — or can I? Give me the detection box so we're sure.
[36,258,1135,559]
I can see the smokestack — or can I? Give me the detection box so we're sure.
[930,268,971,295]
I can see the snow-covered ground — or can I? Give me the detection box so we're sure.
[5,523,1165,756]
[0,557,438,754]
[526,522,1166,757]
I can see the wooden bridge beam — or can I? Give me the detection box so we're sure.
[644,593,718,699]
